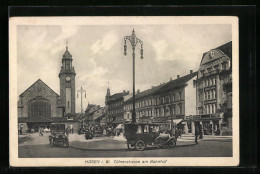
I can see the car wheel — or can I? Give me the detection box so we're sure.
[168,139,176,148]
[155,137,163,148]
[127,140,136,150]
[135,140,145,151]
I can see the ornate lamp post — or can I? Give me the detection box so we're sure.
[77,86,86,113]
[124,29,144,123]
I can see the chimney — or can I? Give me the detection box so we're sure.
[137,89,140,94]
[123,90,126,93]
[190,70,193,74]
[170,77,172,81]
[177,75,180,79]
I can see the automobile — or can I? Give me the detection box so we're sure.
[124,123,176,151]
[44,128,51,133]
[78,127,86,135]
[85,128,94,140]
[49,123,69,148]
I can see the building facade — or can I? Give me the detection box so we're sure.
[124,71,197,132]
[106,90,130,126]
[189,41,232,135]
[18,45,79,133]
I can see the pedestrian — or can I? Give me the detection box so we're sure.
[195,126,199,144]
[66,127,70,137]
[179,129,182,138]
[175,128,179,140]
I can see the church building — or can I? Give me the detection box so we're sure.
[18,45,79,133]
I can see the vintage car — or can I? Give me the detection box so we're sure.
[49,123,69,148]
[85,128,94,140]
[78,127,86,135]
[124,123,176,151]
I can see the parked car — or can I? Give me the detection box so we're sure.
[124,123,176,151]
[78,127,86,135]
[49,123,69,148]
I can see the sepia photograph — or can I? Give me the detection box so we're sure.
[9,16,239,166]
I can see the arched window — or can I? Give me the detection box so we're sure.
[28,98,51,117]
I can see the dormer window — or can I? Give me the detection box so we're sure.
[207,67,212,72]
[214,65,219,70]
[209,51,215,59]
[222,62,227,70]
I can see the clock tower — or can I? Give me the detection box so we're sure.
[59,44,76,114]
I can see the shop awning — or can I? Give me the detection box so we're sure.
[116,124,124,129]
[172,119,183,125]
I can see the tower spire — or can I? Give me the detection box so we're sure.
[66,40,68,51]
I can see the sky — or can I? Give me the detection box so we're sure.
[17,24,231,112]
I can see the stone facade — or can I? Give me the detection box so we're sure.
[191,41,232,135]
[18,79,64,118]
[59,46,76,114]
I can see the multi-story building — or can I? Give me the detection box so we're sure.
[106,90,130,127]
[189,41,232,135]
[124,84,165,124]
[84,104,101,125]
[124,71,197,132]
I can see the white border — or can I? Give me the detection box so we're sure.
[9,16,239,167]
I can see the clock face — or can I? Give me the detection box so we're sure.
[66,76,71,81]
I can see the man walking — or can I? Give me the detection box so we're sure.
[195,126,199,144]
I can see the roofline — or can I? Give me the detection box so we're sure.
[124,71,197,103]
[19,79,60,97]
[200,41,232,66]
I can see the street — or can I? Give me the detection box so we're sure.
[19,133,232,158]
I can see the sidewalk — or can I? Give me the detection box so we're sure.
[178,134,232,142]
[18,134,32,145]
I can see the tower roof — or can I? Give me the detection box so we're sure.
[63,44,72,59]
[63,50,72,59]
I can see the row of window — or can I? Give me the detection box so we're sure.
[124,92,183,110]
[205,104,217,114]
[204,77,217,87]
[28,98,51,117]
[204,90,217,100]
[124,104,183,118]
[154,104,182,117]
[108,101,123,109]
[200,61,228,76]
[108,108,123,115]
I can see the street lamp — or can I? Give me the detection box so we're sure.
[124,29,144,123]
[77,86,86,113]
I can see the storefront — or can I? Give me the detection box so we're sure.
[152,116,184,132]
[184,114,221,135]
